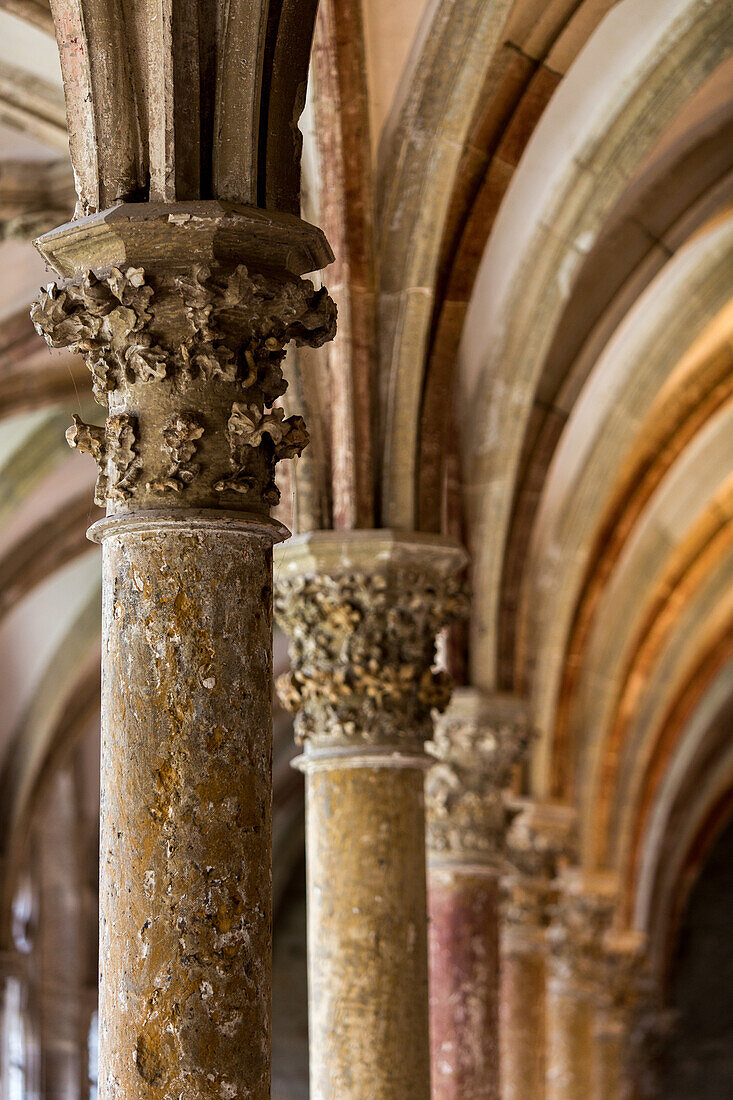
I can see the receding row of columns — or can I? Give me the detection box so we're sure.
[272,533,658,1100]
[26,196,662,1098]
[7,502,660,1098]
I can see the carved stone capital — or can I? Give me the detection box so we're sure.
[425,689,532,863]
[502,801,577,942]
[547,870,620,997]
[274,531,468,753]
[31,203,336,515]
[505,799,577,878]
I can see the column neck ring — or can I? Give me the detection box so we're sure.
[292,744,433,773]
[88,507,289,545]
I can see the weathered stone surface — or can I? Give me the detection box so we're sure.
[500,948,546,1100]
[502,798,576,944]
[499,801,576,1100]
[31,201,336,1100]
[306,765,432,1099]
[547,872,618,993]
[429,867,501,1100]
[546,871,618,1100]
[95,514,284,1098]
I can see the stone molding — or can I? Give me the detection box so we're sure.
[31,202,336,516]
[425,688,532,863]
[274,530,468,753]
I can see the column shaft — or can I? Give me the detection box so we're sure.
[593,1015,630,1100]
[500,801,576,1100]
[500,942,546,1100]
[592,934,648,1100]
[429,867,500,1099]
[546,984,594,1100]
[306,765,430,1097]
[98,519,275,1096]
[545,871,620,1100]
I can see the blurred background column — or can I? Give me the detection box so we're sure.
[425,688,530,1100]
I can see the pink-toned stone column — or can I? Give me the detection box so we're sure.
[500,801,576,1100]
[275,530,467,1100]
[425,689,531,1100]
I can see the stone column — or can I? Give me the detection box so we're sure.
[275,530,467,1100]
[545,871,618,1100]
[425,689,531,1100]
[500,801,576,1100]
[31,204,336,1099]
[592,934,646,1100]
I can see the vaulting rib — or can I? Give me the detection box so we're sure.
[260,0,319,213]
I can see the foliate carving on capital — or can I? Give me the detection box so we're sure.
[502,876,551,940]
[425,696,532,860]
[505,805,576,880]
[66,413,141,506]
[274,568,468,749]
[32,263,336,509]
[145,414,204,493]
[31,264,335,401]
[214,402,308,502]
